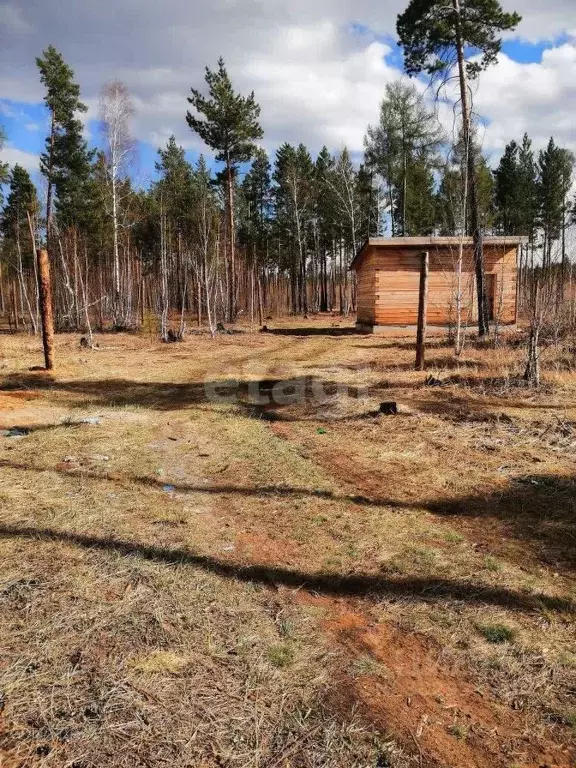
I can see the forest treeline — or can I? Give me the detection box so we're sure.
[0,39,574,339]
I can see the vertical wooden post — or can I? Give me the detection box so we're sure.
[36,249,55,371]
[415,250,429,371]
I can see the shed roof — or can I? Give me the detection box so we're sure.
[350,236,527,271]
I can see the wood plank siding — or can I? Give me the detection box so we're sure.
[353,239,518,328]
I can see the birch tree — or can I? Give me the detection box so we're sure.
[99,80,135,326]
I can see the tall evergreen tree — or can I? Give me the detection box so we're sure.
[0,127,9,206]
[355,163,378,243]
[155,136,195,339]
[274,143,315,314]
[494,140,520,234]
[314,146,337,312]
[397,0,521,335]
[401,154,436,235]
[516,133,538,243]
[36,46,90,238]
[436,129,494,235]
[537,137,574,267]
[186,57,263,321]
[240,148,272,268]
[1,165,39,330]
[364,81,442,236]
[1,165,38,258]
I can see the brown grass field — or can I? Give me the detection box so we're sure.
[1,316,575,767]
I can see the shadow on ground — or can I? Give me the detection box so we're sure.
[0,372,370,419]
[0,522,572,614]
[2,451,576,571]
[262,326,362,337]
[428,474,576,570]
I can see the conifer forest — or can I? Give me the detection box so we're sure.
[1,42,574,343]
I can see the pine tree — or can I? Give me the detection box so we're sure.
[36,46,90,237]
[155,136,195,339]
[1,165,38,259]
[537,137,574,267]
[365,81,442,236]
[436,129,494,235]
[355,163,378,243]
[1,165,40,330]
[0,127,9,206]
[274,143,315,314]
[516,133,538,242]
[397,0,521,335]
[436,165,462,236]
[241,148,272,260]
[155,136,194,232]
[186,57,263,321]
[494,140,520,234]
[401,154,436,235]
[314,147,337,311]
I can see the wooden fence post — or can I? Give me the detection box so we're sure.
[36,249,55,371]
[415,250,429,371]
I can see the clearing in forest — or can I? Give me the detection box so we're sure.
[1,318,575,768]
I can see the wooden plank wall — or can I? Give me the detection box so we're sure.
[355,245,517,326]
[356,252,377,324]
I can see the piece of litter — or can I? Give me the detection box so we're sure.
[163,484,176,493]
[62,455,77,463]
[222,544,235,552]
[155,468,164,476]
[316,428,327,435]
[3,427,30,438]
[89,454,110,462]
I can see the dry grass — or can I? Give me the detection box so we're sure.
[1,317,575,767]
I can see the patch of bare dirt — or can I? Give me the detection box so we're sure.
[293,593,574,768]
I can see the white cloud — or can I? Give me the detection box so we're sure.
[474,40,576,156]
[1,0,575,168]
[509,0,576,42]
[1,145,39,172]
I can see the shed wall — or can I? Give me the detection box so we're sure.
[356,245,517,326]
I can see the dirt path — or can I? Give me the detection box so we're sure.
[300,594,573,768]
[263,422,576,768]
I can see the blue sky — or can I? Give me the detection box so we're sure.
[1,0,575,188]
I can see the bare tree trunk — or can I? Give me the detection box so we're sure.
[179,254,188,338]
[10,280,18,332]
[415,250,429,370]
[453,0,488,337]
[0,262,5,315]
[524,324,540,387]
[15,226,37,334]
[78,242,93,346]
[159,200,169,341]
[257,271,264,326]
[26,211,40,330]
[226,157,236,323]
[36,249,55,370]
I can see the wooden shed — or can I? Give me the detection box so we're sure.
[350,236,522,332]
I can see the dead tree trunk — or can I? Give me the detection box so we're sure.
[415,250,429,371]
[36,249,55,370]
[453,0,488,337]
